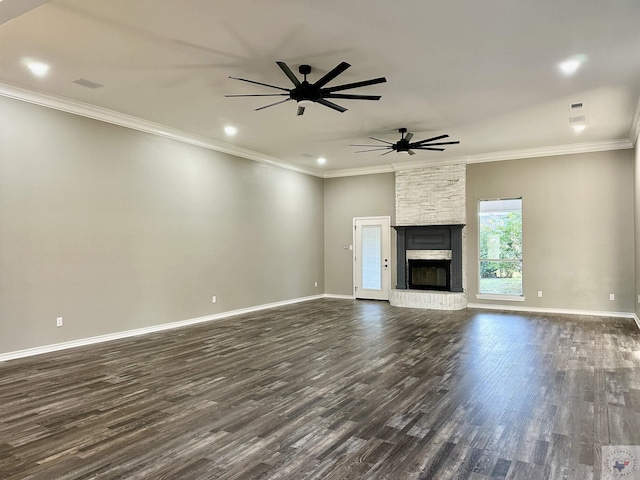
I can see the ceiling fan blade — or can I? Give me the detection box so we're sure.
[316,98,347,113]
[354,147,393,153]
[368,136,394,145]
[413,140,460,147]
[380,150,395,156]
[297,105,305,116]
[404,132,414,142]
[322,77,387,93]
[413,146,445,151]
[324,93,381,100]
[229,76,290,92]
[350,144,390,147]
[408,149,416,155]
[225,93,289,97]
[254,98,292,111]
[276,61,301,86]
[414,134,450,144]
[313,61,351,88]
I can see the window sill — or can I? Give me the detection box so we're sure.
[475,294,525,302]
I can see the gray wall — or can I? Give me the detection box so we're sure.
[2,94,637,356]
[0,96,324,354]
[324,174,395,296]
[467,150,635,313]
[635,142,640,318]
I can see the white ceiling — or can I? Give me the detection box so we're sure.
[1,0,639,175]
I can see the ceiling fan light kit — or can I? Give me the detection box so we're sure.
[226,61,387,116]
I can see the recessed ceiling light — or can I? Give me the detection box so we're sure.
[224,126,237,136]
[26,61,50,77]
[317,157,326,165]
[559,55,587,76]
[572,124,586,133]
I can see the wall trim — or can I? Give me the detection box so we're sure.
[323,165,395,178]
[475,294,525,302]
[0,81,323,178]
[0,294,325,363]
[3,296,637,362]
[630,96,640,145]
[324,294,356,300]
[3,82,635,180]
[465,139,633,165]
[467,302,636,320]
[323,139,633,177]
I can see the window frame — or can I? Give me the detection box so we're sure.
[476,197,525,302]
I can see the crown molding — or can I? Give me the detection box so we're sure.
[391,156,469,172]
[3,82,635,180]
[0,81,324,178]
[322,156,468,177]
[630,96,640,145]
[465,139,633,165]
[324,137,633,176]
[322,164,395,178]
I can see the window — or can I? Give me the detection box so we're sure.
[479,198,523,297]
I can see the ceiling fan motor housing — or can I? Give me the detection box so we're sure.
[291,82,322,102]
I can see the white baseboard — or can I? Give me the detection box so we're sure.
[4,296,636,362]
[0,294,326,363]
[324,293,356,300]
[467,302,636,320]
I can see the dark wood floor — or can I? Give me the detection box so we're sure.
[1,299,639,479]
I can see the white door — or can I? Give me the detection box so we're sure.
[354,216,391,300]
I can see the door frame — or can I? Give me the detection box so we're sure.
[352,216,392,300]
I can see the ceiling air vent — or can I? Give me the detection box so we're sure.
[569,102,583,111]
[73,78,103,89]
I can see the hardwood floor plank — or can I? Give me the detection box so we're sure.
[1,299,639,479]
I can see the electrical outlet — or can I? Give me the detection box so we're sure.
[314,281,318,287]
[212,296,217,303]
[609,294,615,301]
[56,317,63,327]
[537,291,543,298]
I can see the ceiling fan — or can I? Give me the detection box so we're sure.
[352,128,460,155]
[226,61,386,116]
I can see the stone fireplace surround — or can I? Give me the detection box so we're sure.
[390,163,467,310]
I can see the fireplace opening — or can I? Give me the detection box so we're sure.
[408,259,451,291]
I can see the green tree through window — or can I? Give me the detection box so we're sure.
[479,199,523,295]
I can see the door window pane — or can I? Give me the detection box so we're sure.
[479,199,523,295]
[362,225,382,290]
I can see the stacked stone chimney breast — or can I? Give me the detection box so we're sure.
[391,163,467,310]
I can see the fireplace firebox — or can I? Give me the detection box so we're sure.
[408,259,451,291]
